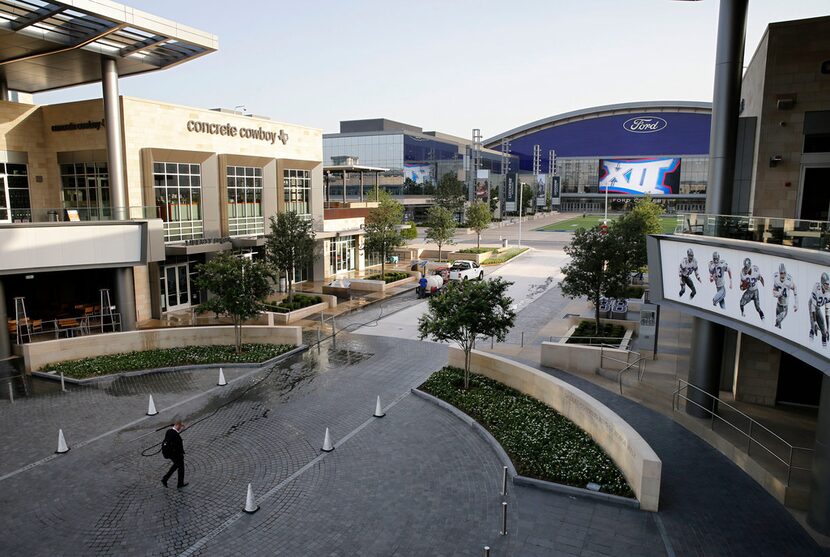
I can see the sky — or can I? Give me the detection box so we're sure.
[34,0,829,140]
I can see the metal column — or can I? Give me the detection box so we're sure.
[375,171,379,200]
[0,76,9,102]
[342,170,347,203]
[101,56,136,331]
[808,374,830,534]
[686,0,747,418]
[359,171,364,202]
[0,279,9,358]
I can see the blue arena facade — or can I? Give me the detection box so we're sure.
[484,101,712,213]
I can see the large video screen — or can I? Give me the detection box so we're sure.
[599,157,681,195]
[660,239,830,362]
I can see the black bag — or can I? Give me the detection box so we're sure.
[161,439,171,459]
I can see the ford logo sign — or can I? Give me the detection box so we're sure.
[623,116,668,133]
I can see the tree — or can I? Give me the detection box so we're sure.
[466,200,491,249]
[264,211,316,303]
[425,205,456,260]
[521,183,534,215]
[418,278,516,390]
[559,226,630,335]
[611,196,663,274]
[195,253,272,354]
[364,191,405,278]
[433,172,466,215]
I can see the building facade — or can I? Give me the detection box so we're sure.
[484,102,712,213]
[324,119,518,221]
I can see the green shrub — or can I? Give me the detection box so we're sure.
[420,367,633,497]
[41,344,294,379]
[567,321,627,344]
[482,247,528,265]
[623,285,645,299]
[367,271,410,283]
[263,293,323,313]
[401,222,418,240]
[457,247,491,254]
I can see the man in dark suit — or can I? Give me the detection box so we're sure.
[161,419,188,489]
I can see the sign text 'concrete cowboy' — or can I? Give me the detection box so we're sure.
[622,116,668,134]
[186,120,289,145]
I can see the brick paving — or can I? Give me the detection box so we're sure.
[0,326,825,555]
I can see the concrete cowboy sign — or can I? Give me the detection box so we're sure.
[51,119,106,132]
[186,119,289,145]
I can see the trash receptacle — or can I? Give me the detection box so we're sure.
[47,210,59,222]
[502,238,509,248]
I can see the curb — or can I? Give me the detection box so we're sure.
[411,387,640,510]
[31,344,308,385]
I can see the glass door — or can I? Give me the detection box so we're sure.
[0,177,9,223]
[162,262,191,312]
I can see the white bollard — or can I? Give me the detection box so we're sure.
[60,372,66,392]
[56,428,70,454]
[373,396,385,418]
[243,483,259,514]
[321,427,334,452]
[217,368,227,386]
[8,382,13,404]
[146,394,158,416]
[500,501,508,536]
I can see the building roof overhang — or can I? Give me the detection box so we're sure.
[0,0,217,93]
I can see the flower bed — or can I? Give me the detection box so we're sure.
[366,271,410,283]
[567,320,627,345]
[420,366,633,497]
[482,247,528,265]
[41,344,294,379]
[263,293,322,313]
[457,247,492,254]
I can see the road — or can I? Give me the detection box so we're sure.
[351,247,569,340]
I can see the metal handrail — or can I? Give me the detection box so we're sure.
[598,345,646,394]
[672,379,813,485]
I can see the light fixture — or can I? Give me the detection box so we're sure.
[769,155,783,167]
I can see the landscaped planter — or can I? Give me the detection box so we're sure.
[350,273,418,293]
[264,301,328,325]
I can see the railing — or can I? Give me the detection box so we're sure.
[4,206,160,223]
[672,379,814,485]
[544,335,646,394]
[675,213,830,252]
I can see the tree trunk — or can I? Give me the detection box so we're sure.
[235,318,242,354]
[463,347,471,390]
[477,233,480,249]
[595,294,601,336]
[287,271,294,303]
[438,242,442,261]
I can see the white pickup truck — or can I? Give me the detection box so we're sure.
[449,260,484,281]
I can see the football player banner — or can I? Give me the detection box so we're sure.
[659,239,830,362]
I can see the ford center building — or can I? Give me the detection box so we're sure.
[484,101,712,213]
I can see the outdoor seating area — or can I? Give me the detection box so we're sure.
[7,304,121,344]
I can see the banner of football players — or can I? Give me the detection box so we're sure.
[660,239,830,360]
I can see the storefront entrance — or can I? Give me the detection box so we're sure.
[329,236,355,275]
[799,166,830,221]
[161,262,191,312]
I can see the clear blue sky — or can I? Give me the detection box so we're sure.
[35,0,829,139]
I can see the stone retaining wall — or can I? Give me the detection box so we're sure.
[448,347,662,511]
[18,325,302,372]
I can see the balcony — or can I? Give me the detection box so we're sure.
[676,213,830,252]
[0,206,165,274]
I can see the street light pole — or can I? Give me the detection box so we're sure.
[518,180,523,248]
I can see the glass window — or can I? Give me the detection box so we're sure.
[154,161,203,242]
[227,165,264,236]
[60,162,110,220]
[284,168,311,217]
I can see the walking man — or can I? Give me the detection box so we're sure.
[739,257,765,320]
[772,263,797,329]
[809,272,830,347]
[161,419,188,489]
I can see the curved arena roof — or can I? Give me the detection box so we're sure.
[484,101,712,147]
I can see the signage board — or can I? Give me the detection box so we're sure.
[551,176,561,206]
[535,174,547,208]
[599,157,681,195]
[505,173,517,212]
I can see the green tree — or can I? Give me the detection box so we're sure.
[401,221,418,240]
[425,205,456,260]
[611,196,663,273]
[559,226,630,335]
[195,253,272,353]
[364,191,405,278]
[466,200,491,249]
[418,278,516,390]
[264,211,316,303]
[489,185,499,214]
[521,183,534,215]
[433,172,466,215]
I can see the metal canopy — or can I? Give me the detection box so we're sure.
[0,0,217,93]
[324,164,389,173]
